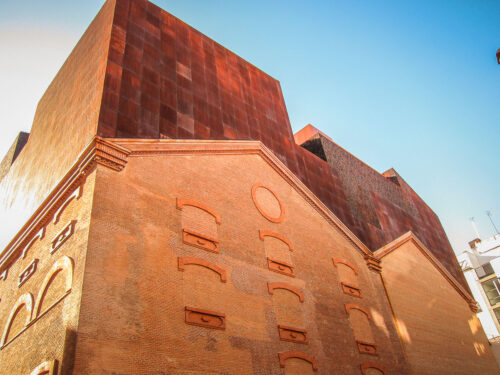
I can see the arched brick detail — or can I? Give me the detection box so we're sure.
[361,362,386,375]
[345,303,371,319]
[178,257,227,282]
[35,256,74,317]
[332,258,359,275]
[251,183,285,223]
[30,360,57,375]
[22,227,45,259]
[268,282,304,302]
[53,185,83,224]
[259,230,294,251]
[278,350,318,371]
[1,292,34,346]
[176,198,221,224]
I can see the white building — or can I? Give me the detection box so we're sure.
[458,232,500,365]
[458,233,500,339]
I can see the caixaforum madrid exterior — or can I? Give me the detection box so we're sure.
[0,1,498,374]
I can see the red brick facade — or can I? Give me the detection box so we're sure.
[0,0,498,374]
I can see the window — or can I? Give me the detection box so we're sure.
[493,307,500,324]
[481,277,500,306]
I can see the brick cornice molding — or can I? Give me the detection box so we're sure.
[374,231,476,311]
[113,138,373,259]
[364,255,382,273]
[93,137,130,171]
[0,137,129,273]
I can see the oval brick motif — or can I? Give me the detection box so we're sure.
[251,183,285,223]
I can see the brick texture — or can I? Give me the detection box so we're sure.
[71,153,410,374]
[380,240,499,375]
[0,172,97,375]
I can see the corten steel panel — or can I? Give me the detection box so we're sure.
[98,0,296,159]
[0,132,29,183]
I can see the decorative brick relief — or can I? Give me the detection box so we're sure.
[185,306,225,330]
[178,257,227,282]
[53,185,83,224]
[50,220,76,254]
[364,255,382,273]
[0,257,74,349]
[332,258,358,275]
[278,350,318,371]
[469,300,479,313]
[345,304,371,319]
[1,293,33,346]
[177,198,220,252]
[251,183,285,223]
[18,259,38,287]
[356,340,378,356]
[267,258,295,277]
[345,303,376,353]
[34,256,74,318]
[30,360,58,375]
[267,282,304,302]
[333,258,362,297]
[22,227,45,259]
[176,198,222,224]
[259,230,294,251]
[182,229,219,253]
[361,362,386,375]
[341,282,362,298]
[0,269,7,281]
[278,325,309,344]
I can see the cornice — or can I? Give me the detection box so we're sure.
[113,138,373,260]
[373,231,476,311]
[0,137,129,273]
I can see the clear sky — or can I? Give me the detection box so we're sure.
[0,0,498,254]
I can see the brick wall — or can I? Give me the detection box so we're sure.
[380,240,499,375]
[72,151,409,374]
[0,171,96,375]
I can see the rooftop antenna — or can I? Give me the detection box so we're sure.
[470,217,480,239]
[486,210,499,235]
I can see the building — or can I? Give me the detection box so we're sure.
[0,0,498,374]
[458,232,500,364]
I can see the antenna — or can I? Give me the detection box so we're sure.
[470,217,480,239]
[486,210,499,235]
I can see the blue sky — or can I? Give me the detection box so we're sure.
[0,0,498,253]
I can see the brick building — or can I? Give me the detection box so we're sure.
[0,0,498,374]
